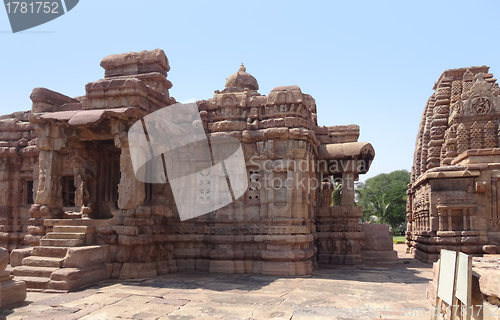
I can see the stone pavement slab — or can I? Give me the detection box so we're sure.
[0,244,433,320]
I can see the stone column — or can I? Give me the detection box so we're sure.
[116,134,145,210]
[341,171,355,206]
[36,150,63,218]
[447,209,452,231]
[469,209,474,230]
[463,209,468,231]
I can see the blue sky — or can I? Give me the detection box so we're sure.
[1,0,500,181]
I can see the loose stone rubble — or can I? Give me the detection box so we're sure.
[408,66,500,263]
[0,49,380,291]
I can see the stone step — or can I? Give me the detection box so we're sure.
[45,232,86,240]
[40,238,84,247]
[362,250,398,258]
[49,264,110,291]
[32,246,69,258]
[53,226,93,233]
[362,250,399,264]
[44,219,109,228]
[22,256,64,268]
[13,266,58,278]
[15,276,50,290]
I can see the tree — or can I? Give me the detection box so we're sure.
[356,170,410,234]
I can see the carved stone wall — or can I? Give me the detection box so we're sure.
[1,49,375,278]
[408,67,500,263]
[0,112,38,252]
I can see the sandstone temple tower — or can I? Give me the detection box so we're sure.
[0,49,375,290]
[408,66,500,263]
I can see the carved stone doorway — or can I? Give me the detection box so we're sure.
[95,140,121,219]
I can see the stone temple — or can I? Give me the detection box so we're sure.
[0,49,385,292]
[407,66,500,263]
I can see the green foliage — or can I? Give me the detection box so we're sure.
[356,170,410,234]
[392,236,406,244]
[330,182,342,207]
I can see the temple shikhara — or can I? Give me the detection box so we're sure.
[0,49,388,295]
[407,66,500,263]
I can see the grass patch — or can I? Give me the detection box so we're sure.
[393,236,406,244]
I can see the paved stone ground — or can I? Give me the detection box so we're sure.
[0,244,433,320]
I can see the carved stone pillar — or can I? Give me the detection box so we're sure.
[116,134,145,210]
[447,209,452,231]
[341,171,355,207]
[468,208,474,230]
[463,208,468,231]
[36,150,63,218]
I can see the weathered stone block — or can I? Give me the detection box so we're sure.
[118,235,154,246]
[112,226,139,236]
[123,218,154,226]
[134,206,151,218]
[0,248,8,271]
[117,147,145,210]
[49,264,110,291]
[119,262,157,279]
[30,87,79,113]
[63,245,111,268]
[361,224,394,251]
[10,248,33,268]
[0,280,26,307]
[156,260,176,275]
[101,49,169,78]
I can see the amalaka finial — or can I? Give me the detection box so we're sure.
[239,63,246,72]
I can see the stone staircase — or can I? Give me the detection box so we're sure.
[41,225,93,247]
[12,219,111,292]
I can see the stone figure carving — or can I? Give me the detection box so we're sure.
[80,167,95,218]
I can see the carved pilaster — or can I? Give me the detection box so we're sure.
[420,95,435,174]
[427,78,451,170]
[470,121,482,150]
[457,123,469,154]
[443,124,457,165]
[450,80,462,103]
[462,69,474,96]
[484,121,496,149]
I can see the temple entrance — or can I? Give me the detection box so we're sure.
[95,140,121,218]
[62,176,76,207]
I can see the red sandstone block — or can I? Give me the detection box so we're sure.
[123,218,154,226]
[117,235,154,246]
